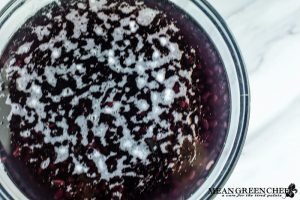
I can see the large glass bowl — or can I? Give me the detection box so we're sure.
[0,0,250,199]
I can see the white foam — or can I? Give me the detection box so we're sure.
[33,25,51,41]
[41,158,50,169]
[62,88,74,97]
[89,0,107,12]
[108,57,116,65]
[39,43,49,51]
[119,136,150,163]
[16,69,31,91]
[129,21,138,33]
[110,14,120,21]
[121,139,133,149]
[44,66,57,87]
[29,158,38,163]
[136,64,145,74]
[155,70,165,83]
[124,50,136,66]
[51,48,61,59]
[88,150,130,181]
[66,9,89,39]
[152,106,163,115]
[3,0,199,188]
[93,123,108,146]
[159,37,168,46]
[132,145,149,161]
[160,142,171,153]
[136,76,147,89]
[72,155,89,175]
[152,50,160,59]
[31,84,42,95]
[135,99,149,111]
[54,146,69,164]
[104,101,121,114]
[20,129,31,138]
[119,2,136,14]
[75,115,89,146]
[94,25,104,36]
[163,88,175,103]
[77,2,87,9]
[124,40,130,46]
[173,111,183,122]
[74,164,84,173]
[16,42,33,54]
[64,40,78,52]
[24,54,32,64]
[27,97,38,108]
[137,8,159,26]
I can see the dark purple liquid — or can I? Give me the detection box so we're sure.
[0,0,230,199]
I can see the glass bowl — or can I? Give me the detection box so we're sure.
[0,0,250,199]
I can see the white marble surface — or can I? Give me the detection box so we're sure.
[0,0,300,198]
[210,0,300,193]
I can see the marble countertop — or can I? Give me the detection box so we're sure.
[210,0,300,193]
[0,0,299,198]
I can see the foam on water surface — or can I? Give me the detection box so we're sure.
[0,0,230,199]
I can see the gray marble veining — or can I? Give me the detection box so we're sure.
[210,0,300,192]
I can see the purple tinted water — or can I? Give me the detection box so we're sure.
[0,0,230,199]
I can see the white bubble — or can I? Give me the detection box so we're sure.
[51,48,61,59]
[136,76,147,89]
[41,158,50,169]
[108,57,115,65]
[129,21,138,33]
[152,50,160,59]
[156,71,165,83]
[74,164,84,173]
[159,37,168,46]
[136,99,149,111]
[163,89,174,103]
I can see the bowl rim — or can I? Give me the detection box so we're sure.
[191,0,250,199]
